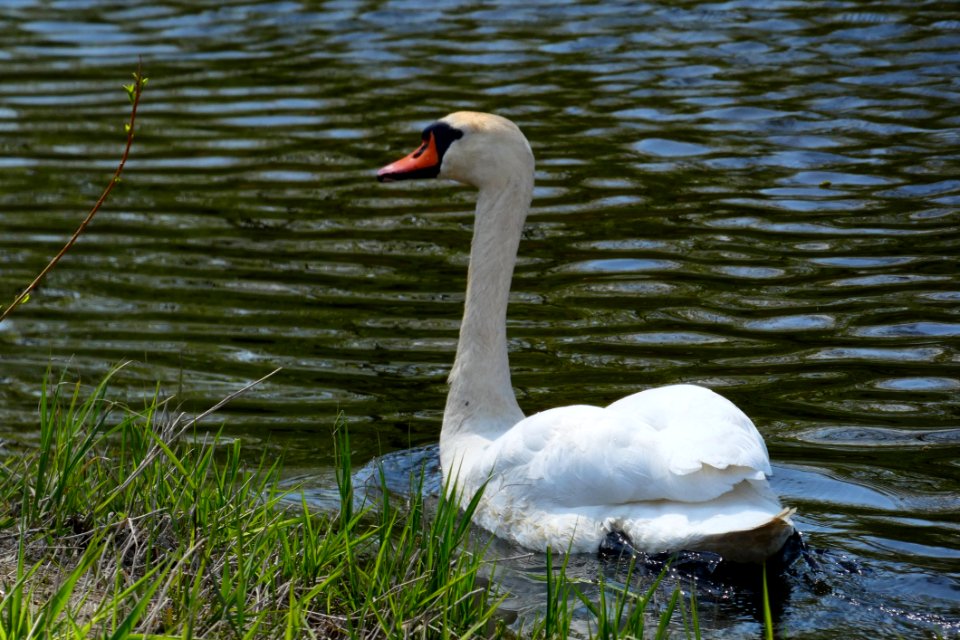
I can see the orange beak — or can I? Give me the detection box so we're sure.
[377,132,442,182]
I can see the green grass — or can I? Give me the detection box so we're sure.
[0,367,714,639]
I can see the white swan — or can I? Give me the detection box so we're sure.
[377,112,795,563]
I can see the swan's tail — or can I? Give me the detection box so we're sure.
[695,507,796,563]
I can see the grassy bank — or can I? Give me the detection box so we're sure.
[0,368,703,639]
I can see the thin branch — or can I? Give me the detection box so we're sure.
[0,59,147,324]
[184,367,284,431]
[95,366,282,510]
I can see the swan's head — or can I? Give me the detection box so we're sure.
[377,111,534,189]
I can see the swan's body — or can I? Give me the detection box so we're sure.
[377,112,794,563]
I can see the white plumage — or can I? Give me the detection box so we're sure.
[377,111,794,563]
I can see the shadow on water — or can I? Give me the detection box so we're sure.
[290,444,959,638]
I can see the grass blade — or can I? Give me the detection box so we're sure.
[763,560,775,640]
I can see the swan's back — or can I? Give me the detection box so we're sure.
[463,386,794,561]
[467,384,772,501]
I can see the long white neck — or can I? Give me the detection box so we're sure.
[440,172,532,473]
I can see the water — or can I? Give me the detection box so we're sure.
[1,0,959,636]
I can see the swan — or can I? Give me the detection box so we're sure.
[377,111,795,563]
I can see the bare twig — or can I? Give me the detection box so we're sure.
[0,59,147,324]
[183,366,284,432]
[95,367,283,510]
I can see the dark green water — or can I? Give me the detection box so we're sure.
[1,1,958,636]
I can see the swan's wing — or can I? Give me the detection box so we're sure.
[482,404,664,505]
[606,384,772,477]
[481,384,771,508]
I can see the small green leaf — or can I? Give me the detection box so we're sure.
[124,122,131,133]
[21,293,30,304]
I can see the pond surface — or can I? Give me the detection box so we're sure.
[1,0,959,637]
